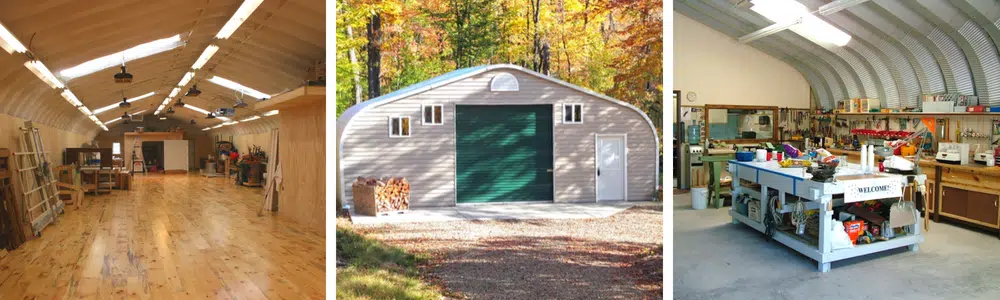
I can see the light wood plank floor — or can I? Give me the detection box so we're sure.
[0,174,326,299]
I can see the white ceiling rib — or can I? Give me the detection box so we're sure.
[0,0,323,137]
[677,0,1000,110]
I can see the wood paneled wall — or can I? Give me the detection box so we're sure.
[278,102,325,233]
[0,113,90,165]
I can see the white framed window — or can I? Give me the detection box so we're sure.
[563,104,583,124]
[422,104,444,125]
[388,116,411,138]
[113,142,121,155]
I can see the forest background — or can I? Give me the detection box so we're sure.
[335,0,663,140]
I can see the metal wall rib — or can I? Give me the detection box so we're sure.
[929,28,976,96]
[833,47,878,99]
[961,21,1000,106]
[899,34,947,94]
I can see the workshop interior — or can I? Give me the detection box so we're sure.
[673,0,1000,280]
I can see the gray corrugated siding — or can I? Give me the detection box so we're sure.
[930,28,975,96]
[833,47,878,99]
[852,42,900,109]
[961,21,1000,106]
[899,34,946,94]
[340,69,657,207]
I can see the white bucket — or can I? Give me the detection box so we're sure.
[691,188,708,210]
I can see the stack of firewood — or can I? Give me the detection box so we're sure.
[352,177,410,216]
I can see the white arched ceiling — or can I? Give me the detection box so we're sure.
[0,0,323,137]
[676,0,1000,110]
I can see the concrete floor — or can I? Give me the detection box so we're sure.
[674,191,1000,300]
[350,201,658,225]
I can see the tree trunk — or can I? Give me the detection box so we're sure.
[347,25,362,104]
[541,42,551,75]
[531,0,541,72]
[366,13,383,99]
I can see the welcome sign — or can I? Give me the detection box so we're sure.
[842,176,902,203]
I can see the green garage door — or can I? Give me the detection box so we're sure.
[456,105,553,203]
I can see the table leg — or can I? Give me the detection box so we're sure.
[818,262,830,273]
[934,166,942,223]
[712,162,723,208]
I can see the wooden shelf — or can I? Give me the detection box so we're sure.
[254,85,325,111]
[831,112,1000,116]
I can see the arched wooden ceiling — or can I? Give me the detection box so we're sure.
[0,0,323,137]
[675,0,1000,110]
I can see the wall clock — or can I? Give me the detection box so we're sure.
[686,92,698,102]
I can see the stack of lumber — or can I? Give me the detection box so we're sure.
[352,177,410,216]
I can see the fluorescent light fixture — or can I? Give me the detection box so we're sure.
[155,104,166,115]
[240,115,261,122]
[191,45,219,69]
[24,60,64,89]
[178,72,195,86]
[183,105,211,115]
[89,115,100,122]
[216,0,265,39]
[750,0,851,47]
[738,18,801,44]
[160,117,167,120]
[77,106,92,115]
[212,124,224,129]
[207,76,269,99]
[161,97,171,106]
[818,0,869,16]
[103,109,146,125]
[223,121,238,126]
[217,116,232,122]
[101,125,109,131]
[202,127,212,131]
[0,21,27,54]
[263,110,279,116]
[60,90,83,106]
[91,91,156,115]
[59,34,183,79]
[168,87,181,98]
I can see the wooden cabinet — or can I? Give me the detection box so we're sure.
[967,192,999,225]
[940,184,1000,229]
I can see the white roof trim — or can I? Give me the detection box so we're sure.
[336,64,660,204]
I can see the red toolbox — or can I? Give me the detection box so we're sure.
[967,105,987,112]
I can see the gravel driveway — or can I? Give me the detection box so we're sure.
[354,204,663,299]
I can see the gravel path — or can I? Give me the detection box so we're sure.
[354,204,663,299]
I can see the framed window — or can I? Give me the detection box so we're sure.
[389,116,411,137]
[563,104,583,124]
[422,104,443,125]
[112,142,121,155]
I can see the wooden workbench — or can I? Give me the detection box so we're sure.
[824,148,1000,238]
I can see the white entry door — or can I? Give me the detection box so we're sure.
[597,135,626,201]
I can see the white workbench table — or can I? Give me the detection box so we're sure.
[727,160,925,272]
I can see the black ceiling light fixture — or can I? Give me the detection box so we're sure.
[189,119,196,124]
[114,64,133,83]
[174,97,186,107]
[186,84,201,97]
[118,91,131,108]
[121,111,131,124]
[206,110,216,119]
[166,107,175,114]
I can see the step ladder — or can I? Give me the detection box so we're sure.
[12,121,62,236]
[131,135,145,174]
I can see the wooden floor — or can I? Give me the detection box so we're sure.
[0,174,326,299]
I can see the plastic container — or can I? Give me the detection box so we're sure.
[687,125,701,145]
[691,188,708,210]
[736,151,755,161]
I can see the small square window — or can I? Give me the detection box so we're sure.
[563,104,583,124]
[389,116,411,137]
[423,104,444,125]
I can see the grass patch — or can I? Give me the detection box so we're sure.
[336,220,442,300]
